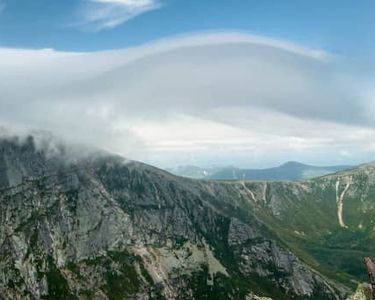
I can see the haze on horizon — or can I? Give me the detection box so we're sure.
[1,0,375,169]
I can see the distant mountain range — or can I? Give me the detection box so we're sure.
[169,161,352,180]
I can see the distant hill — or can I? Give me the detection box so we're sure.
[170,161,351,180]
[166,165,220,179]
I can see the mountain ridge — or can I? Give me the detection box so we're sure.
[0,135,372,299]
[169,161,352,181]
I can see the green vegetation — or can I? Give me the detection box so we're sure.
[41,256,77,300]
[234,174,375,291]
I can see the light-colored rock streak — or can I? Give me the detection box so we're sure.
[132,245,177,299]
[335,177,353,228]
[241,181,257,202]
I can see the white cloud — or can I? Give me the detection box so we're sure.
[76,0,161,30]
[0,32,374,167]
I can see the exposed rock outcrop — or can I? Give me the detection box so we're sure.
[0,136,358,299]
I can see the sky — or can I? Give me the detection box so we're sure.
[1,0,375,168]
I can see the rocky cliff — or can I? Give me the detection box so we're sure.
[0,136,366,299]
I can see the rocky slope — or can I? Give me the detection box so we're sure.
[0,136,369,299]
[234,164,375,289]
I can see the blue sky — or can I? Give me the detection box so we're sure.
[1,1,375,168]
[0,0,374,55]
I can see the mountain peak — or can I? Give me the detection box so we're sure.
[280,161,307,168]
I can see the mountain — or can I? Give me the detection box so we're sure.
[170,162,351,181]
[0,136,372,299]
[165,165,219,179]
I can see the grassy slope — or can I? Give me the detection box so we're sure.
[224,166,375,291]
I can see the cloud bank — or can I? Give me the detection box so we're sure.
[76,0,161,30]
[0,32,374,167]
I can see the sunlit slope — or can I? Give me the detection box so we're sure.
[226,163,375,288]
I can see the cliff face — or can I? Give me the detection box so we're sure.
[0,137,358,299]
[234,165,375,290]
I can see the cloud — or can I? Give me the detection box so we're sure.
[0,32,374,167]
[76,0,161,31]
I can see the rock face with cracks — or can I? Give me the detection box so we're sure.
[0,136,371,299]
